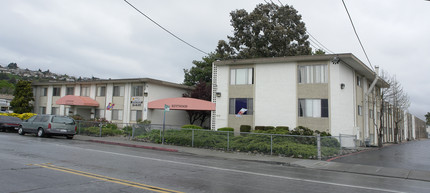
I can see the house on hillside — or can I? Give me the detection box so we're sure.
[211,53,425,146]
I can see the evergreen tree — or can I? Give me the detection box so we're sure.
[10,80,34,113]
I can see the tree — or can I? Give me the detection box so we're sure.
[10,80,34,113]
[376,70,392,148]
[183,80,212,127]
[216,3,312,59]
[425,112,430,125]
[388,76,410,143]
[7,63,18,69]
[183,53,218,86]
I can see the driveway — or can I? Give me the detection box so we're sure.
[332,139,430,171]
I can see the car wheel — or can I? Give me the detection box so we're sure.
[37,128,45,137]
[18,127,25,135]
[66,135,74,140]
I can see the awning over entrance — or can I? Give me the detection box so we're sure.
[148,97,215,111]
[56,95,99,107]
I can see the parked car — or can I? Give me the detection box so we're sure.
[0,115,22,132]
[18,115,77,139]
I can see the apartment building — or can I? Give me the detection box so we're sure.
[32,78,193,126]
[211,53,406,145]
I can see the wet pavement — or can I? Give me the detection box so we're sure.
[332,139,430,172]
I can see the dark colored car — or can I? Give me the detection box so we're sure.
[0,115,22,132]
[18,115,77,139]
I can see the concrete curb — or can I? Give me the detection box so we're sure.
[87,140,179,152]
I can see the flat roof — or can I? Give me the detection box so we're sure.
[214,53,389,88]
[32,77,193,90]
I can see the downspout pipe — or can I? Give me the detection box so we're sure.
[364,66,379,141]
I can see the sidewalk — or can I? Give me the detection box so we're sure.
[74,135,430,182]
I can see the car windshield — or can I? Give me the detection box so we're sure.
[52,116,75,124]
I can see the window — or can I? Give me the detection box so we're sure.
[369,109,374,119]
[230,68,253,85]
[131,110,143,121]
[113,86,124,96]
[298,99,329,118]
[66,87,74,95]
[131,86,143,96]
[298,65,328,84]
[112,109,123,120]
[97,86,106,97]
[81,86,90,96]
[95,109,105,119]
[51,107,59,115]
[357,76,362,87]
[229,98,253,115]
[358,105,362,116]
[42,88,48,96]
[52,87,61,96]
[39,107,46,114]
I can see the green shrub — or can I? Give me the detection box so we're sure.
[254,126,266,131]
[181,125,204,130]
[315,130,332,137]
[265,126,275,131]
[240,125,251,132]
[218,127,234,132]
[291,126,314,136]
[275,126,289,132]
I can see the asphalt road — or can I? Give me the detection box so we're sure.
[1,132,430,193]
[333,139,430,171]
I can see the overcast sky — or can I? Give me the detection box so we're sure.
[0,0,429,120]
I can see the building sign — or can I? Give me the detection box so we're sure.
[131,97,144,106]
[171,104,188,108]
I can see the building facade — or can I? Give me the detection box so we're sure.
[32,78,192,126]
[211,53,426,145]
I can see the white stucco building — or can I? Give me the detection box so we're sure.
[211,53,398,145]
[32,78,193,126]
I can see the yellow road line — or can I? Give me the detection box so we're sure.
[33,163,183,193]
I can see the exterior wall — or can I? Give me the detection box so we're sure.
[329,62,355,136]
[254,62,297,128]
[214,66,230,130]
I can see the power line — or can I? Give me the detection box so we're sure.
[123,0,209,55]
[341,0,374,70]
[306,30,335,54]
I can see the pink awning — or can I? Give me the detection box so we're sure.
[56,95,99,107]
[148,97,215,111]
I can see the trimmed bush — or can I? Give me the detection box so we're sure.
[217,127,234,132]
[265,126,275,131]
[275,126,289,132]
[181,125,204,130]
[291,126,314,136]
[254,126,266,131]
[240,125,251,132]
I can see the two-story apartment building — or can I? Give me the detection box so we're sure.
[32,78,193,126]
[211,53,394,145]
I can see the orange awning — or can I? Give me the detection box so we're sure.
[56,95,99,107]
[148,97,215,111]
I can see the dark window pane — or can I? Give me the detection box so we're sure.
[235,98,248,115]
[321,99,329,117]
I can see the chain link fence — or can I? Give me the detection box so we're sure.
[76,121,357,160]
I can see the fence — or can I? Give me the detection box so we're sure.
[76,121,357,160]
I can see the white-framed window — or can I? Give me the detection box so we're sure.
[97,86,106,97]
[357,76,362,87]
[130,110,143,122]
[113,86,124,96]
[112,109,123,120]
[95,109,105,119]
[358,105,362,116]
[81,86,90,96]
[230,68,253,85]
[40,106,46,114]
[42,88,48,96]
[229,98,253,115]
[52,87,61,96]
[298,99,329,118]
[51,107,59,115]
[298,64,328,84]
[66,87,74,95]
[131,85,143,96]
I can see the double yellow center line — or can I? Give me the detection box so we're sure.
[32,163,183,193]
